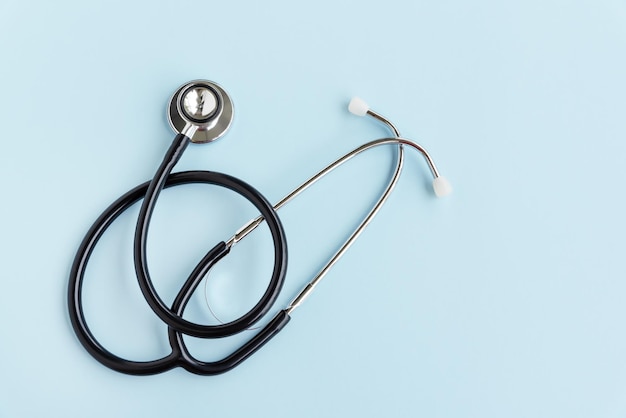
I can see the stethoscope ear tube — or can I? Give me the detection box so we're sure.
[68,133,289,375]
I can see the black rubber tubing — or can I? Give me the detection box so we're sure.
[68,133,290,375]
[135,134,288,338]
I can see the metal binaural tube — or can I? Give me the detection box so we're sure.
[225,111,407,248]
[220,106,446,317]
[221,109,417,317]
[225,134,441,249]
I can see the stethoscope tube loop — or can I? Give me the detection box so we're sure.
[68,135,289,375]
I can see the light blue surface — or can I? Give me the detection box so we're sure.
[1,0,625,417]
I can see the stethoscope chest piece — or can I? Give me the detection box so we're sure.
[167,79,234,143]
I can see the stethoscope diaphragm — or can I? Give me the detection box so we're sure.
[167,80,234,144]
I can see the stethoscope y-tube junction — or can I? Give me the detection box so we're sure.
[68,80,451,376]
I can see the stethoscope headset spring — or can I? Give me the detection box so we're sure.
[68,79,452,375]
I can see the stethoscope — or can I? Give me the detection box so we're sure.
[68,80,452,375]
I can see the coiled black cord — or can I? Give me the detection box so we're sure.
[68,134,290,375]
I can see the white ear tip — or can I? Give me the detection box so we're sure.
[348,97,369,116]
[433,176,452,197]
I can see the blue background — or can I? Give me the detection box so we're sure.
[1,0,625,417]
